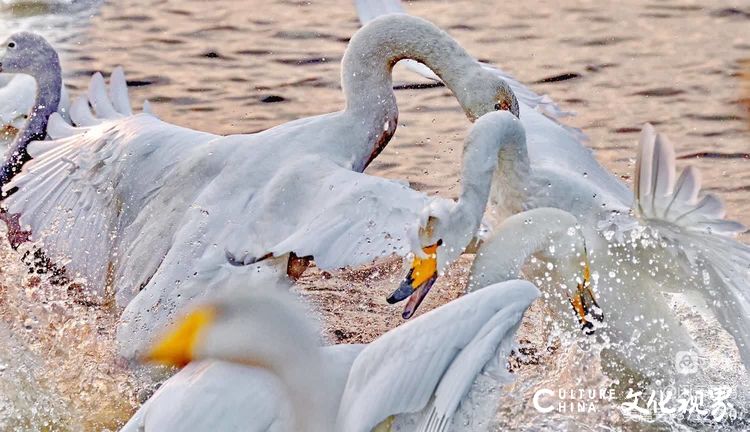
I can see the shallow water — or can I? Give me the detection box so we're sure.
[1,0,749,430]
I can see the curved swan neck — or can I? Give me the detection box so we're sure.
[342,14,478,114]
[453,113,527,232]
[432,113,526,271]
[340,15,482,170]
[0,63,62,189]
[489,134,530,217]
[468,208,579,292]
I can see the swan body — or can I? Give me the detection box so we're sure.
[361,1,750,375]
[3,15,524,353]
[486,125,750,377]
[120,346,364,432]
[132,279,539,432]
[114,109,522,356]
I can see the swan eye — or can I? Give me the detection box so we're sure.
[7,41,15,49]
[494,101,510,111]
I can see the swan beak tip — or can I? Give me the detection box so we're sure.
[142,306,217,367]
[388,241,441,319]
[401,273,437,319]
[569,263,603,334]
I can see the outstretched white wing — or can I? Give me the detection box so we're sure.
[116,155,445,352]
[354,0,572,120]
[336,280,539,432]
[3,68,216,298]
[630,124,750,368]
[269,157,437,269]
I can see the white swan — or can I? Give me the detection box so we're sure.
[492,125,750,378]
[123,279,540,432]
[354,0,574,122]
[2,15,528,348]
[354,0,628,207]
[361,1,750,377]
[0,32,146,248]
[0,32,65,247]
[115,109,526,356]
[402,122,750,377]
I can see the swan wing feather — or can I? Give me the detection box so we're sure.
[631,124,750,369]
[269,157,435,269]
[115,154,435,352]
[417,292,532,432]
[633,124,746,234]
[3,115,217,298]
[336,281,538,432]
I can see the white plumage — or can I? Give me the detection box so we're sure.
[3,15,533,354]
[359,0,750,376]
[353,0,574,121]
[0,74,35,137]
[123,278,539,432]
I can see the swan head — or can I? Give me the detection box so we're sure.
[144,290,319,369]
[0,32,59,77]
[143,289,331,431]
[468,208,603,334]
[551,230,603,335]
[460,69,520,121]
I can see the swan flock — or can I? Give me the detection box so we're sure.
[0,0,748,430]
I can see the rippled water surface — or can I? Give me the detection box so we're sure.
[1,0,749,430]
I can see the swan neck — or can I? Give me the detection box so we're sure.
[454,120,528,230]
[340,15,479,170]
[1,65,62,188]
[342,15,477,114]
[468,209,578,292]
[490,132,530,216]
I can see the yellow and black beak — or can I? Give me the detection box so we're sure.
[141,306,217,367]
[387,240,441,319]
[567,255,603,335]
